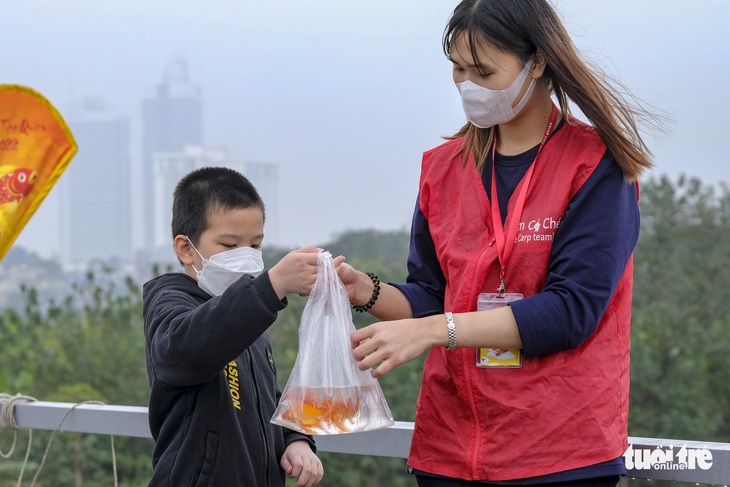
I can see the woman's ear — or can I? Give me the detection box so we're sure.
[174,235,194,266]
[530,51,548,78]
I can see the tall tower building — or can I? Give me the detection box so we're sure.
[141,58,203,252]
[60,97,131,267]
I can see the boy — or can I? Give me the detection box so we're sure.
[143,166,324,487]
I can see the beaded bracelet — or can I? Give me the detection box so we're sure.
[351,272,381,313]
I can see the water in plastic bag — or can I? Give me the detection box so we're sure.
[271,251,394,435]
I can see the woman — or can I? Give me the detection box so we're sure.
[337,1,658,485]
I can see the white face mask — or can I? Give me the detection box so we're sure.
[456,58,536,128]
[187,237,265,297]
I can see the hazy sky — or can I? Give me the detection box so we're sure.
[6,0,730,259]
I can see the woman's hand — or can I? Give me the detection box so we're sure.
[334,260,367,304]
[350,315,441,378]
[335,255,415,320]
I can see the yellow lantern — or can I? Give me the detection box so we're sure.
[0,85,77,262]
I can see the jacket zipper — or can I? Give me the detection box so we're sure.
[245,348,272,487]
[465,237,496,479]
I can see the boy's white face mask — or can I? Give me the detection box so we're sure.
[455,58,536,128]
[187,237,265,297]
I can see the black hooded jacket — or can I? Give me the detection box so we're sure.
[143,271,314,487]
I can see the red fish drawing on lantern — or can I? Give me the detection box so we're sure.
[0,166,38,240]
[0,166,38,204]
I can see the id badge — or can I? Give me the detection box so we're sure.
[476,293,523,368]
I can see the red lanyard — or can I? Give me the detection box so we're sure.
[490,104,559,296]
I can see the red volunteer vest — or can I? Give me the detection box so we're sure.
[408,118,632,481]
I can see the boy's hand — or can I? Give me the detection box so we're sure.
[280,440,323,487]
[269,247,320,299]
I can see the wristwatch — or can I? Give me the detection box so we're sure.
[445,312,456,351]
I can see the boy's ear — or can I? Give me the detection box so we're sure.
[173,235,194,266]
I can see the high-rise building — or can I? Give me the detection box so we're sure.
[152,146,280,257]
[152,146,227,250]
[141,58,203,252]
[60,97,131,267]
[230,160,280,245]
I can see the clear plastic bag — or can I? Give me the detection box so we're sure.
[271,250,394,435]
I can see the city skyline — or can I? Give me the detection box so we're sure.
[7,0,730,260]
[9,59,284,269]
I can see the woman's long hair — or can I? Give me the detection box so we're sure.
[444,0,662,181]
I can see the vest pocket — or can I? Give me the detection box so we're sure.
[192,430,219,486]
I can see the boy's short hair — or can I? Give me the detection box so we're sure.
[171,166,265,246]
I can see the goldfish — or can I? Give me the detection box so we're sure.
[279,386,362,434]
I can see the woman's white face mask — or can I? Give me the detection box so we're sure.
[187,237,264,297]
[455,58,536,128]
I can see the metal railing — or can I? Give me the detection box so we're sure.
[3,401,730,485]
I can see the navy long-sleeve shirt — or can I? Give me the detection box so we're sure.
[393,135,639,357]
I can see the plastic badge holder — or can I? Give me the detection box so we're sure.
[476,292,523,368]
[271,251,394,435]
